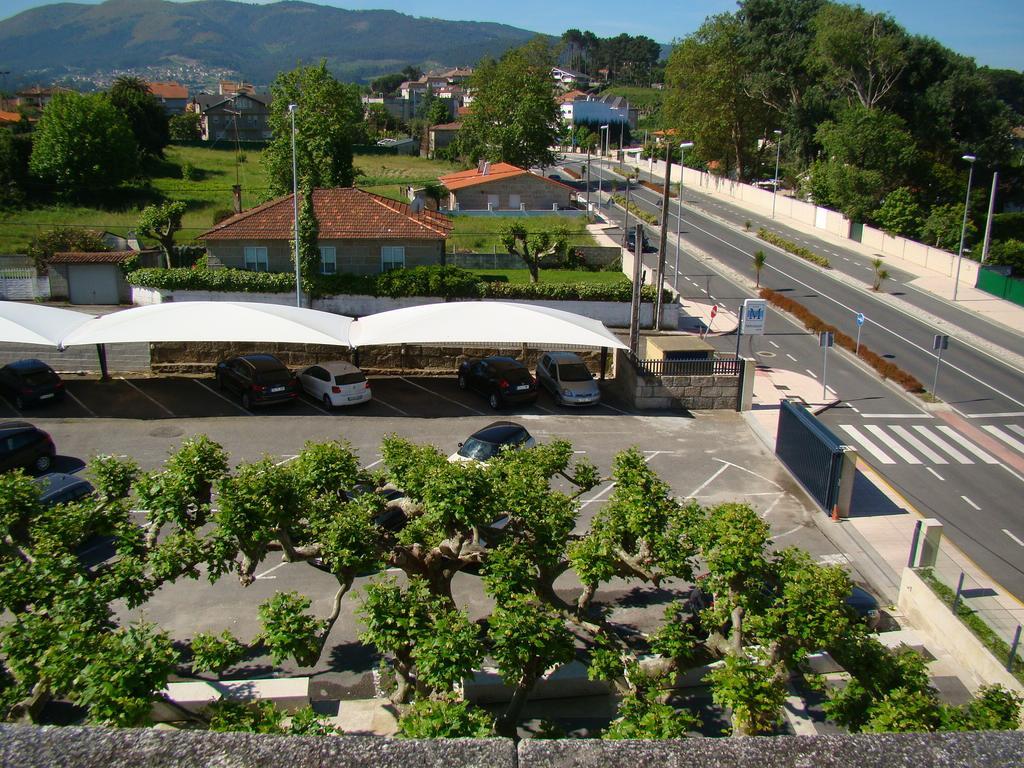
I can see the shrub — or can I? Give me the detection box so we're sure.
[757,228,831,268]
[180,161,197,181]
[211,208,236,225]
[611,195,658,224]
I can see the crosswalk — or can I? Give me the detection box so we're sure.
[837,422,1024,466]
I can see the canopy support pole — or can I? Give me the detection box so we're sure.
[352,347,360,368]
[96,344,109,381]
[600,347,608,380]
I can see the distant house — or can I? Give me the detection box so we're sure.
[49,250,161,305]
[198,188,453,276]
[428,122,461,157]
[145,81,188,115]
[552,67,591,88]
[0,110,23,127]
[15,85,73,112]
[560,94,636,130]
[190,91,272,142]
[438,163,575,212]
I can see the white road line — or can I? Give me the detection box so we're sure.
[119,377,175,417]
[1009,425,1024,439]
[839,425,895,464]
[274,455,297,466]
[364,458,384,469]
[805,369,817,379]
[965,412,1024,419]
[925,467,945,481]
[371,395,410,416]
[849,405,860,413]
[865,425,921,464]
[598,400,631,415]
[768,340,779,348]
[301,395,332,415]
[862,413,933,419]
[65,389,97,418]
[255,561,288,579]
[580,483,616,506]
[687,462,731,498]
[936,426,999,464]
[1003,529,1024,547]
[400,376,485,415]
[890,426,947,463]
[786,354,797,362]
[194,378,250,414]
[913,426,973,464]
[961,496,981,511]
[982,425,1024,455]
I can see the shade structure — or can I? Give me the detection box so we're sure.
[59,301,355,347]
[0,302,94,347]
[350,301,627,350]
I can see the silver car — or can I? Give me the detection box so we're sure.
[535,352,600,406]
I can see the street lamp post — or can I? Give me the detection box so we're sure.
[952,154,976,302]
[673,142,694,294]
[585,146,592,216]
[289,103,301,308]
[597,124,609,207]
[770,129,782,219]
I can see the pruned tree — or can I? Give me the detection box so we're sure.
[137,201,187,268]
[499,221,571,283]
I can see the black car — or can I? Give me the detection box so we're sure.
[0,359,65,409]
[451,421,535,463]
[457,357,538,410]
[626,228,654,253]
[0,422,56,473]
[215,354,299,409]
[32,472,94,506]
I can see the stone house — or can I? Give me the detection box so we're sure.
[198,188,453,276]
[191,91,272,142]
[438,163,575,212]
[145,81,188,115]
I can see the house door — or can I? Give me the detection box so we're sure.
[508,194,521,210]
[487,194,499,210]
[68,264,119,305]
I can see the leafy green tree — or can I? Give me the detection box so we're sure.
[137,201,188,268]
[459,38,561,169]
[263,61,364,196]
[0,127,30,208]
[499,222,571,283]
[872,258,889,291]
[25,226,108,275]
[987,239,1024,273]
[109,75,170,158]
[922,202,976,251]
[370,73,407,96]
[753,250,766,287]
[296,188,320,295]
[397,698,493,738]
[168,112,202,141]
[29,91,139,197]
[604,680,698,739]
[873,187,925,238]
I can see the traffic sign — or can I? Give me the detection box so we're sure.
[710,304,718,320]
[933,334,949,351]
[740,298,767,335]
[819,331,834,347]
[856,313,865,327]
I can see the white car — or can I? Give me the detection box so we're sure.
[297,360,372,407]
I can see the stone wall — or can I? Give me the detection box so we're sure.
[451,175,573,211]
[606,347,741,411]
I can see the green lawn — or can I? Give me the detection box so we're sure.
[471,269,626,285]
[449,215,597,253]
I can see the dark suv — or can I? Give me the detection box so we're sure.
[0,422,56,473]
[215,354,299,409]
[0,359,65,409]
[458,356,537,410]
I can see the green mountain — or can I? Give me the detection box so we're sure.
[0,0,541,83]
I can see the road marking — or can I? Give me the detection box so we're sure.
[961,496,981,511]
[925,467,945,481]
[687,462,730,498]
[400,376,484,415]
[913,426,972,464]
[598,400,631,415]
[805,369,817,378]
[300,394,332,415]
[64,389,97,418]
[937,426,999,464]
[194,378,250,414]
[579,451,662,507]
[849,405,860,413]
[839,425,895,464]
[371,394,410,416]
[365,458,384,469]
[274,455,297,466]
[865,425,921,464]
[1004,529,1024,547]
[862,413,933,419]
[768,340,779,348]
[964,412,1024,419]
[255,561,288,579]
[786,354,797,362]
[1009,425,1024,439]
[119,377,175,417]
[890,426,947,463]
[982,425,1024,455]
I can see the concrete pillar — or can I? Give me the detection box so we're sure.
[834,447,858,519]
[737,357,756,411]
[910,519,944,568]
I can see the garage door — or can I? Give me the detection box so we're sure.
[68,264,119,305]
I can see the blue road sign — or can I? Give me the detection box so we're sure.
[856,313,865,326]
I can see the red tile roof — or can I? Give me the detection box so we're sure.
[431,122,462,131]
[200,188,453,241]
[0,110,22,124]
[146,81,188,100]
[439,163,576,193]
[50,250,154,264]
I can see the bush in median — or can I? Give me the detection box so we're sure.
[757,228,831,269]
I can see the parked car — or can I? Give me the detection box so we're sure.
[449,421,535,463]
[0,359,65,409]
[32,472,94,506]
[297,360,372,408]
[846,585,882,630]
[457,356,538,410]
[0,422,56,473]
[626,228,654,253]
[536,352,600,406]
[215,354,299,409]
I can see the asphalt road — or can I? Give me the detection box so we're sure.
[568,159,1024,600]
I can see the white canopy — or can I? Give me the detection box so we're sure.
[0,302,94,347]
[59,301,355,347]
[351,301,627,350]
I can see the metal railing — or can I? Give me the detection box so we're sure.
[626,351,742,378]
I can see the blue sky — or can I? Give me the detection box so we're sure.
[3,0,1022,70]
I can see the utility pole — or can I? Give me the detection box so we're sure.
[621,175,632,247]
[628,223,644,356]
[981,171,998,264]
[585,147,591,217]
[652,141,672,330]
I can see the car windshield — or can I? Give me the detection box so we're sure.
[457,437,501,461]
[22,370,55,386]
[335,372,365,385]
[558,363,592,382]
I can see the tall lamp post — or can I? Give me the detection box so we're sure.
[289,103,301,308]
[673,141,694,293]
[770,129,782,219]
[952,154,976,302]
[597,124,609,207]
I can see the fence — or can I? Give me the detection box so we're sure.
[627,353,742,378]
[774,399,856,515]
[0,268,48,300]
[976,265,1024,307]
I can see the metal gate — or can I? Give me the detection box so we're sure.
[775,399,855,514]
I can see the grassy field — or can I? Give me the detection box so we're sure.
[0,146,466,254]
[449,215,597,253]
[471,268,626,285]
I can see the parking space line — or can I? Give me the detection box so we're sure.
[193,379,250,415]
[365,458,384,469]
[119,377,175,417]
[255,561,288,580]
[65,389,97,418]
[598,400,631,415]
[300,394,332,416]
[0,396,22,417]
[399,376,485,415]
[371,394,410,416]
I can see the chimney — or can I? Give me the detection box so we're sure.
[232,184,242,214]
[482,161,490,176]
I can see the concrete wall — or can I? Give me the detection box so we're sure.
[205,239,444,275]
[606,347,740,411]
[898,567,1024,693]
[452,175,573,211]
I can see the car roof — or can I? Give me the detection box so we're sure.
[470,421,530,443]
[239,354,287,371]
[32,472,92,496]
[4,359,52,372]
[482,356,525,369]
[544,351,585,363]
[0,421,38,436]
[318,360,362,375]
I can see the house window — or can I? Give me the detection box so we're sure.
[381,246,405,272]
[319,246,337,275]
[243,246,268,271]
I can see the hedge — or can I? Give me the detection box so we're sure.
[611,195,659,225]
[757,228,831,269]
[759,287,924,393]
[126,265,667,303]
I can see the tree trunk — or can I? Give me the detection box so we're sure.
[495,666,537,736]
[527,259,540,283]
